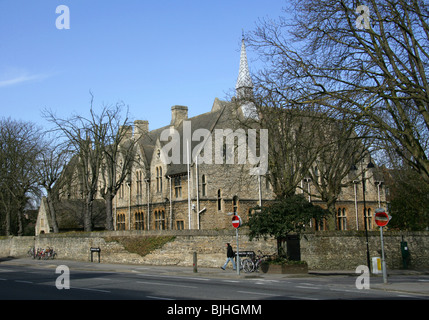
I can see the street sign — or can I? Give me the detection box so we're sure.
[375,210,389,227]
[231,214,242,275]
[374,208,389,284]
[232,215,241,229]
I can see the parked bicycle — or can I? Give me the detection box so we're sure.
[242,251,272,273]
[34,247,57,260]
[27,247,36,259]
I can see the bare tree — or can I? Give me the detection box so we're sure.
[248,0,429,183]
[303,115,371,219]
[44,96,106,231]
[99,106,138,231]
[0,118,43,235]
[36,139,71,233]
[254,97,321,199]
[44,94,138,231]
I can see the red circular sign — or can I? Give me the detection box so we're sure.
[375,211,389,227]
[232,215,241,228]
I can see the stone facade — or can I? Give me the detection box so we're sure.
[111,95,386,234]
[35,39,386,235]
[2,230,428,270]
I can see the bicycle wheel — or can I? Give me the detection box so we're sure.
[242,259,254,273]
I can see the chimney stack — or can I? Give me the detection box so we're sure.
[134,120,149,139]
[170,105,188,126]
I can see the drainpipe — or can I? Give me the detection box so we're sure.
[195,157,200,229]
[146,178,150,230]
[168,175,172,230]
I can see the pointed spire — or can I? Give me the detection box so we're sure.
[236,35,253,100]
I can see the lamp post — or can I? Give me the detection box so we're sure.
[351,158,374,269]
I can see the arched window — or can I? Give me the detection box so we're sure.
[174,176,182,198]
[135,212,144,230]
[156,167,159,192]
[155,209,166,230]
[364,208,373,230]
[337,208,347,231]
[201,175,207,197]
[217,189,222,211]
[154,210,158,229]
[117,213,126,230]
[136,170,143,196]
[159,167,163,193]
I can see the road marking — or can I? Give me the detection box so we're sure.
[146,295,175,300]
[15,280,33,284]
[137,273,210,281]
[289,295,320,300]
[72,287,111,293]
[296,286,320,290]
[188,277,210,281]
[237,290,274,297]
[329,287,364,294]
[138,281,197,289]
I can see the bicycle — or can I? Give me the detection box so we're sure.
[35,247,57,260]
[27,247,35,259]
[242,251,271,273]
[44,247,57,259]
[235,251,255,272]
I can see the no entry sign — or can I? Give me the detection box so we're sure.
[232,215,241,228]
[375,208,389,284]
[375,210,389,227]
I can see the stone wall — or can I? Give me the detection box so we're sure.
[301,230,429,270]
[0,236,34,258]
[1,230,428,271]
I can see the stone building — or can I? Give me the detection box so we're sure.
[112,38,387,233]
[35,39,387,235]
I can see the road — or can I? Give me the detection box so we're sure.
[0,258,428,302]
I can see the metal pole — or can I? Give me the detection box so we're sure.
[236,228,240,275]
[193,251,198,273]
[187,139,191,229]
[354,182,359,230]
[362,164,371,270]
[196,156,200,229]
[380,226,388,284]
[169,176,172,230]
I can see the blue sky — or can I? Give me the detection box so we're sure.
[0,1,287,131]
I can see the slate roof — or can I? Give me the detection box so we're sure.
[137,100,228,177]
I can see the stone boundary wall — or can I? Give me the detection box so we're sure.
[0,230,428,270]
[301,231,429,270]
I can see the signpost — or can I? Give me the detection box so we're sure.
[232,215,241,275]
[232,215,241,229]
[375,208,390,284]
[374,210,389,227]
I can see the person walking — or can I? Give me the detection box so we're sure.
[221,243,236,270]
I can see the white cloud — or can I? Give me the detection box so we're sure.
[0,72,50,88]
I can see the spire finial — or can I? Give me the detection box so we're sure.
[236,34,253,99]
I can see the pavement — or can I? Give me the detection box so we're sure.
[1,257,429,297]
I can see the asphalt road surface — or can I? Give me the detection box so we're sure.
[0,260,428,301]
